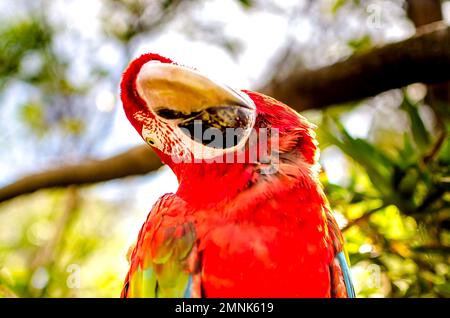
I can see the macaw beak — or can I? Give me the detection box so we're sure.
[135,62,256,147]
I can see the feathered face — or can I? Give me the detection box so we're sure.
[120,54,257,165]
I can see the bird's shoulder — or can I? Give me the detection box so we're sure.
[134,193,196,266]
[123,194,199,297]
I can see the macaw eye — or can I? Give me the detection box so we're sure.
[146,137,155,146]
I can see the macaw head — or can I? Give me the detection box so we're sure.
[121,54,256,163]
[121,53,319,204]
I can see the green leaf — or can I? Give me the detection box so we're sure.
[61,118,85,135]
[238,0,253,9]
[398,167,419,197]
[437,132,450,164]
[161,0,174,10]
[322,117,394,195]
[401,94,430,153]
[332,0,347,13]
[0,19,51,80]
[19,102,46,134]
[435,283,450,297]
[397,133,417,167]
[348,35,373,53]
[0,285,17,298]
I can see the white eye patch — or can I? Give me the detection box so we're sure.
[142,126,164,150]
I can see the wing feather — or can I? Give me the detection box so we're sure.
[326,207,356,298]
[121,194,199,298]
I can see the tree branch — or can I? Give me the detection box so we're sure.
[263,23,450,110]
[0,146,162,203]
[2,23,450,203]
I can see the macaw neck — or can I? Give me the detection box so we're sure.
[168,158,322,211]
[173,161,255,208]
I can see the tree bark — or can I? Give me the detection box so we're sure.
[0,146,162,203]
[406,0,448,104]
[406,0,442,27]
[1,23,450,203]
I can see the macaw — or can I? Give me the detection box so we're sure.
[119,53,355,298]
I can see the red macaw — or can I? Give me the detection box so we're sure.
[120,53,355,298]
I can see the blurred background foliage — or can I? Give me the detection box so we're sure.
[0,0,448,297]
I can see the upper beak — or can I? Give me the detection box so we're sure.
[136,61,257,150]
[135,62,255,121]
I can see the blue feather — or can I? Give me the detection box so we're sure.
[337,251,356,298]
[183,275,193,298]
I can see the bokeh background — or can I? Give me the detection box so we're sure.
[0,0,449,298]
